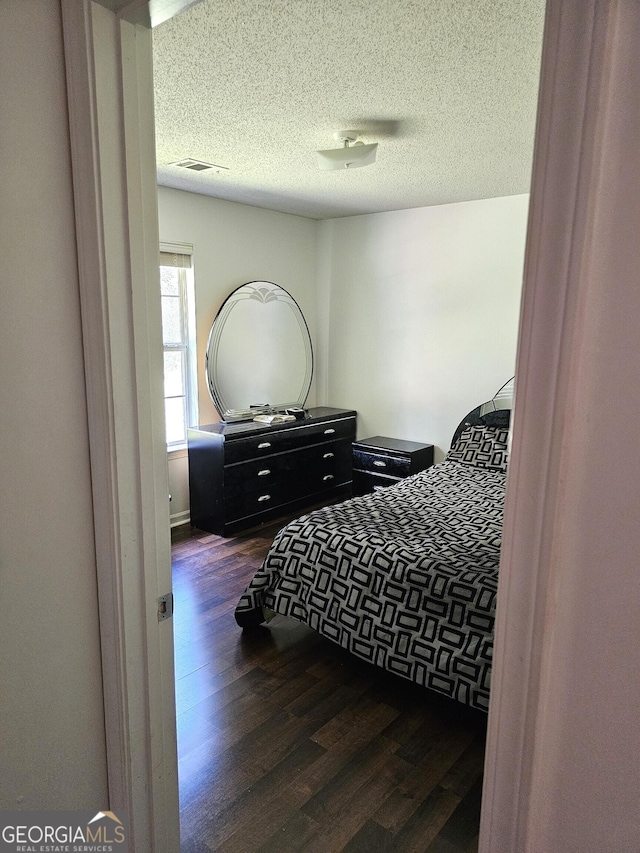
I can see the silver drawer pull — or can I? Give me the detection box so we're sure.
[258,494,271,502]
[323,452,334,459]
[323,474,334,481]
[373,460,387,468]
[258,469,271,477]
[324,428,336,434]
[257,442,271,449]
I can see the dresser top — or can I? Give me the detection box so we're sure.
[191,407,357,440]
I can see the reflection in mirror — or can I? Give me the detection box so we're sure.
[479,376,515,414]
[205,281,313,421]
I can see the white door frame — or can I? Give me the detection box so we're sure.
[481,1,640,849]
[60,0,634,850]
[480,1,601,843]
[61,2,181,849]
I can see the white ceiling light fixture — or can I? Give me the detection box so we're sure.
[316,131,378,171]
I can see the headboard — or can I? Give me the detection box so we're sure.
[451,377,515,447]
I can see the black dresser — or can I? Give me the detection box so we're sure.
[188,407,357,535]
[352,435,434,496]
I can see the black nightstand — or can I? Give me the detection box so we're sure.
[352,436,435,496]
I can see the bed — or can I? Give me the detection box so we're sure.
[235,382,513,712]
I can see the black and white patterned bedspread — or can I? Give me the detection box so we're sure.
[235,460,505,711]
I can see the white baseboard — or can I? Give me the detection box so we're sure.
[170,510,190,529]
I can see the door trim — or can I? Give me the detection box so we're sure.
[61,2,179,849]
[480,2,619,848]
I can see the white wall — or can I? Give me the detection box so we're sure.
[167,448,190,528]
[0,1,108,808]
[318,195,529,457]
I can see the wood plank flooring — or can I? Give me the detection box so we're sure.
[172,515,486,853]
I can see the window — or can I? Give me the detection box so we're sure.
[160,245,197,446]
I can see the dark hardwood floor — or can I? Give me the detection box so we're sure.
[172,514,486,853]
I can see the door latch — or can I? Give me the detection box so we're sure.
[157,592,174,621]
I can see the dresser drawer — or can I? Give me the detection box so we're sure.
[224,454,293,496]
[225,440,352,500]
[302,441,353,491]
[225,482,288,521]
[225,441,352,521]
[352,448,411,478]
[224,416,356,464]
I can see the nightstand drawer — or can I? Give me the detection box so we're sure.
[352,435,434,497]
[352,470,402,495]
[352,449,411,477]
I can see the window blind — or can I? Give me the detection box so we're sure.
[160,250,191,268]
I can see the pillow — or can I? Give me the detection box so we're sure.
[447,424,509,472]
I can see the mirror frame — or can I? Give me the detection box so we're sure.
[205,281,313,420]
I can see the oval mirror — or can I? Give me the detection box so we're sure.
[205,281,313,420]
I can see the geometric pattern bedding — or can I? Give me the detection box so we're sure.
[235,459,506,711]
[447,425,510,472]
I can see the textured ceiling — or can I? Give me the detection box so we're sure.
[152,0,545,220]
